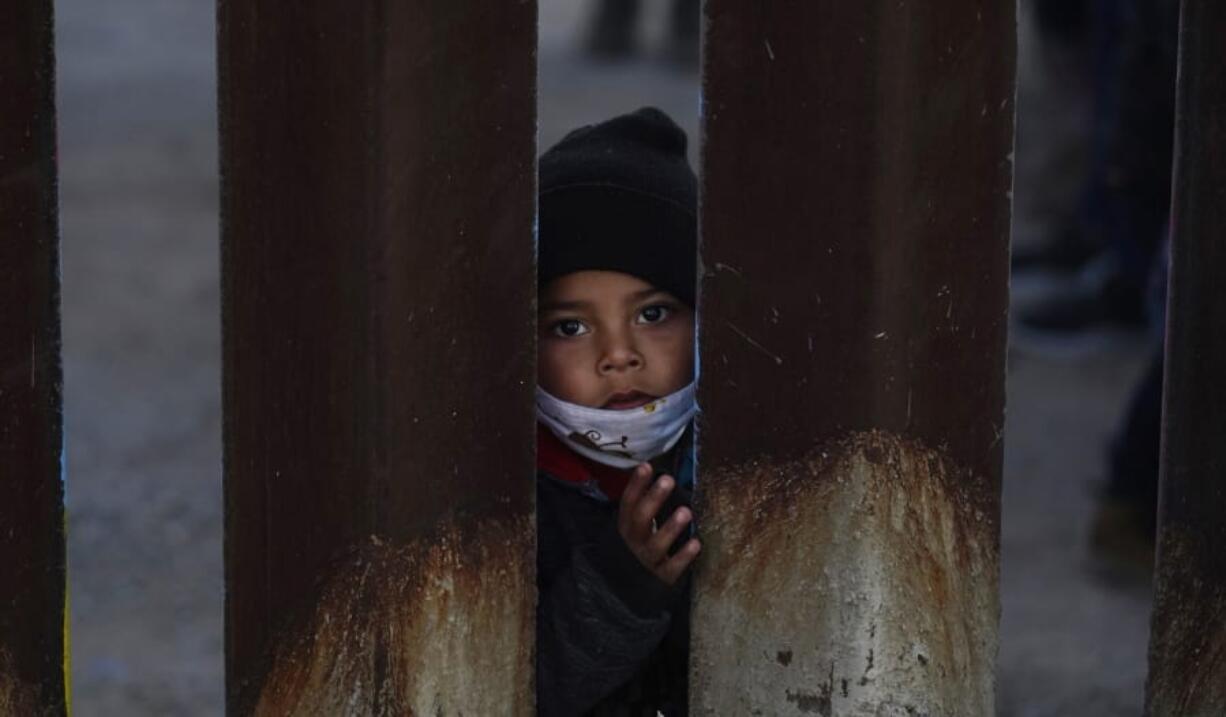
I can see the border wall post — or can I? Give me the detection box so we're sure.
[219,3,538,712]
[1145,3,1226,714]
[693,3,1017,713]
[0,0,67,713]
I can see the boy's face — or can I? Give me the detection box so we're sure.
[538,270,695,410]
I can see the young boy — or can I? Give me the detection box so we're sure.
[535,107,701,716]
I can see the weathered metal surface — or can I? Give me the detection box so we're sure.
[0,0,67,714]
[0,649,45,716]
[251,514,533,715]
[1145,2,1226,715]
[218,1,537,713]
[693,2,1016,714]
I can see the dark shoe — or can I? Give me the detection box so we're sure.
[1012,255,1150,356]
[1012,224,1100,275]
[1019,282,1146,334]
[1088,498,1155,585]
[1017,256,1148,334]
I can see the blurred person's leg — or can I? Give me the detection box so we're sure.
[1105,0,1178,291]
[588,0,640,59]
[1012,0,1120,274]
[1034,0,1093,41]
[1018,0,1179,337]
[1090,232,1170,569]
[1090,347,1163,567]
[663,0,700,68]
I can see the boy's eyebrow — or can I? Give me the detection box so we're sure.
[625,287,669,303]
[538,288,670,314]
[538,299,592,313]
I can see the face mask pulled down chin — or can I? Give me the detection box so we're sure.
[536,381,698,470]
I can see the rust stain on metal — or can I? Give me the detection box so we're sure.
[251,513,534,716]
[692,430,998,715]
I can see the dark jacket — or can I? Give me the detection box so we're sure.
[535,429,694,716]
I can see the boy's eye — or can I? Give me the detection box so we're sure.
[551,318,589,338]
[637,304,671,324]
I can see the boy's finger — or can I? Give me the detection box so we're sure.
[644,506,692,564]
[620,463,653,508]
[655,538,701,586]
[618,463,654,534]
[632,473,674,534]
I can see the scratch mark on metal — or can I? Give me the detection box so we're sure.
[714,262,743,278]
[726,322,783,365]
[938,285,954,320]
[764,39,775,61]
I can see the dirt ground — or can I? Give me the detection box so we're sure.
[57,0,1154,713]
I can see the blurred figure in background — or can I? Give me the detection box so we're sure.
[1015,0,1181,572]
[586,0,701,68]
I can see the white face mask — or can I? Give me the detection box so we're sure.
[536,381,698,469]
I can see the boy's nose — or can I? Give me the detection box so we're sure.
[598,346,643,374]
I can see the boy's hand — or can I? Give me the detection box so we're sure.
[617,463,701,586]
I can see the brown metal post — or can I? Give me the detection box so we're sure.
[1145,2,1226,714]
[0,0,67,714]
[692,2,1016,714]
[219,2,537,714]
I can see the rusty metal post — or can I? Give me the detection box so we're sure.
[0,0,67,714]
[219,2,537,713]
[692,3,1016,714]
[1145,2,1226,714]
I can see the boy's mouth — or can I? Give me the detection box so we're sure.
[602,390,657,410]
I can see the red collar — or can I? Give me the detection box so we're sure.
[537,423,634,501]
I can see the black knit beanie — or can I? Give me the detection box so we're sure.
[538,107,698,307]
